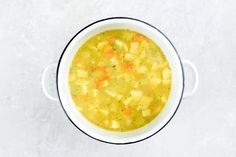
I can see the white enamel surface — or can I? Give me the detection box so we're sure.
[57,18,184,143]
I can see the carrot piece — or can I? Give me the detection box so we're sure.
[93,66,110,89]
[122,62,134,71]
[102,45,116,58]
[133,34,144,42]
[123,107,132,115]
[109,37,116,44]
[95,79,103,89]
[102,50,116,58]
[95,66,107,73]
[101,75,110,81]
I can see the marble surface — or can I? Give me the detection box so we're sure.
[0,0,236,156]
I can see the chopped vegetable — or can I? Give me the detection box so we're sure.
[130,90,143,100]
[95,79,103,89]
[130,42,139,54]
[142,109,150,117]
[100,109,109,116]
[77,69,88,78]
[103,80,109,87]
[151,62,158,70]
[124,53,135,61]
[123,106,132,115]
[151,78,161,86]
[123,97,133,106]
[111,120,120,128]
[109,37,116,44]
[110,57,118,66]
[138,96,153,110]
[162,68,171,79]
[116,94,123,100]
[81,85,88,95]
[122,62,133,71]
[105,90,116,97]
[161,96,167,103]
[112,44,121,52]
[136,66,146,73]
[97,41,108,49]
[92,89,98,97]
[102,49,116,58]
[115,39,128,51]
[133,34,144,42]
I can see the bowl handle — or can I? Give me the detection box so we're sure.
[41,63,59,101]
[182,59,199,99]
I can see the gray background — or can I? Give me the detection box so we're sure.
[0,0,235,156]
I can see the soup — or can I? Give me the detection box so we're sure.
[68,29,172,131]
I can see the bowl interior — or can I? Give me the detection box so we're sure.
[57,18,184,144]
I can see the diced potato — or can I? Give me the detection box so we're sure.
[103,80,109,87]
[130,42,139,54]
[111,120,120,128]
[74,79,89,86]
[97,41,108,49]
[151,62,158,70]
[124,53,135,61]
[77,69,88,78]
[126,118,132,126]
[141,96,153,105]
[142,109,151,117]
[138,96,153,110]
[161,96,167,103]
[115,40,128,51]
[162,68,171,79]
[110,57,118,66]
[116,94,123,101]
[81,85,88,95]
[105,90,116,97]
[92,89,98,97]
[151,78,161,86]
[123,97,133,106]
[99,109,109,116]
[137,66,146,73]
[114,39,123,47]
[130,90,143,100]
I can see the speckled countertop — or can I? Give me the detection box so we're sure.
[0,0,235,156]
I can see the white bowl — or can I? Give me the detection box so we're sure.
[42,17,198,144]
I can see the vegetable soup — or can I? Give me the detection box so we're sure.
[68,29,172,131]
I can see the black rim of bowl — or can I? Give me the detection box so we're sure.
[56,17,185,145]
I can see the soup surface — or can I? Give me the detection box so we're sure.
[69,29,171,131]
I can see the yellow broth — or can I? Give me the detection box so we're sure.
[68,29,172,131]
